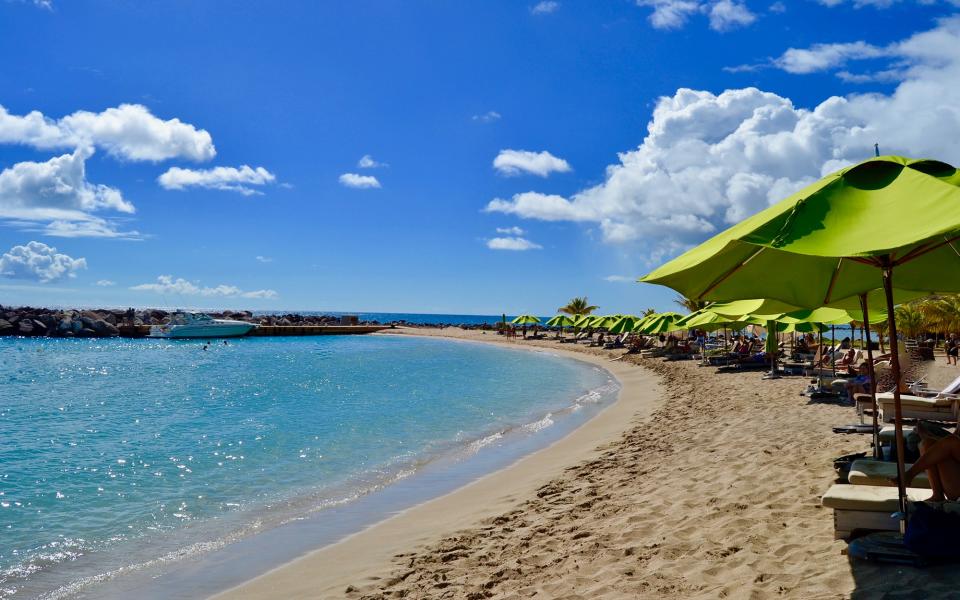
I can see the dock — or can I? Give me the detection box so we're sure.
[117,325,391,338]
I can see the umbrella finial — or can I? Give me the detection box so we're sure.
[874,142,880,157]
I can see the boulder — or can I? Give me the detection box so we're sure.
[31,319,48,336]
[91,319,119,337]
[58,317,73,333]
[17,320,34,336]
[0,319,12,335]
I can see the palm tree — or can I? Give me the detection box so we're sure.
[559,297,598,316]
[673,294,707,313]
[895,304,927,340]
[641,307,657,317]
[921,294,960,337]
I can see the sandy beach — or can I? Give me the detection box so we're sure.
[214,328,960,599]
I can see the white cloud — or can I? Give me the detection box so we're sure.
[485,17,960,261]
[357,154,387,169]
[95,279,115,286]
[255,255,272,263]
[0,241,86,282]
[636,0,755,31]
[496,226,526,235]
[604,275,635,283]
[708,0,756,31]
[486,237,543,251]
[774,41,889,74]
[493,150,572,177]
[531,1,560,14]
[158,165,276,195]
[769,1,786,12]
[0,103,215,162]
[130,275,278,299]
[472,111,502,123]
[338,173,381,189]
[32,0,53,9]
[0,147,140,239]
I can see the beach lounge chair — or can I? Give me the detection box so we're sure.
[847,459,930,488]
[875,374,960,423]
[821,484,933,539]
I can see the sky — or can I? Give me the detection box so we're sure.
[0,0,958,315]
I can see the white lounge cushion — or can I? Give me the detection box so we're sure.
[878,425,915,443]
[848,459,930,488]
[876,392,957,408]
[821,483,932,511]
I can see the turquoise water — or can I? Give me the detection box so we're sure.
[0,335,615,599]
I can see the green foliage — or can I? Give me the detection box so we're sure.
[559,297,598,317]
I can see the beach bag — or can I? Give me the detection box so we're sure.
[904,502,960,559]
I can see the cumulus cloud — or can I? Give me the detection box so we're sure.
[158,165,276,195]
[0,241,86,282]
[357,154,387,168]
[493,150,572,177]
[255,255,272,263]
[496,226,526,235]
[95,279,115,286]
[130,275,278,299]
[339,173,381,189]
[0,147,140,239]
[636,0,756,31]
[708,0,756,31]
[531,1,560,14]
[486,237,543,251]
[472,111,502,123]
[485,17,960,261]
[0,103,215,162]
[774,41,889,74]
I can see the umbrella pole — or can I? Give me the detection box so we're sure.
[860,294,880,460]
[831,324,837,378]
[882,264,908,531]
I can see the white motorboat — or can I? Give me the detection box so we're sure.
[148,311,256,339]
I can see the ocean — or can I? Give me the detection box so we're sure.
[0,334,616,599]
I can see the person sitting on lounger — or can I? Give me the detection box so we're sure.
[900,421,960,501]
[844,362,871,400]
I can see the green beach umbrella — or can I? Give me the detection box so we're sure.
[572,314,593,329]
[641,155,960,527]
[608,315,639,334]
[638,312,685,334]
[511,314,541,325]
[545,315,575,328]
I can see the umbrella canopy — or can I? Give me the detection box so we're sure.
[588,315,620,329]
[545,315,575,327]
[511,314,541,325]
[572,314,593,328]
[637,312,686,334]
[641,155,960,529]
[608,315,639,334]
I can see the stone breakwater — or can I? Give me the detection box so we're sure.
[0,307,501,338]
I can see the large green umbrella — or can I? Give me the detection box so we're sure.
[608,315,639,334]
[572,314,593,329]
[589,314,620,329]
[511,314,541,325]
[638,312,685,334]
[545,315,575,327]
[641,155,960,528]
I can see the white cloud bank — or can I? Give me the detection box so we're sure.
[95,279,115,286]
[493,149,571,177]
[487,236,542,251]
[357,154,387,168]
[339,173,381,189]
[0,147,141,239]
[131,275,278,299]
[496,226,526,235]
[0,103,215,162]
[486,17,960,262]
[0,241,86,282]
[472,111,502,123]
[158,165,276,195]
[636,0,756,32]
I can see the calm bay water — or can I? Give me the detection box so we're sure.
[0,335,615,599]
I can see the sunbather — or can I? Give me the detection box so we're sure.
[900,421,960,501]
[844,363,871,400]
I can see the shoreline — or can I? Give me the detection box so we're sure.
[210,329,663,599]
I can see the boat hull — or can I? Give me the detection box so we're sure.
[148,323,255,339]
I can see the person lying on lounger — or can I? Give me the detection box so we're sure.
[899,421,960,501]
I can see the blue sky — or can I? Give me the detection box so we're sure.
[0,0,957,315]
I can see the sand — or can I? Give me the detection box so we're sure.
[214,328,960,599]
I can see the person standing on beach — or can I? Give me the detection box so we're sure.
[948,334,958,366]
